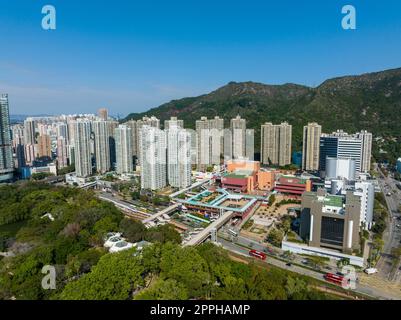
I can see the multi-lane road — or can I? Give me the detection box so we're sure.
[376,167,401,284]
[217,236,401,300]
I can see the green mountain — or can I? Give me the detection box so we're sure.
[124,67,401,163]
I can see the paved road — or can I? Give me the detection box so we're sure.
[217,237,401,300]
[96,191,151,219]
[375,167,401,283]
[143,203,180,224]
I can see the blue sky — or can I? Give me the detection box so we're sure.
[1,0,401,117]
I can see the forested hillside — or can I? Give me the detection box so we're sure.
[124,68,401,163]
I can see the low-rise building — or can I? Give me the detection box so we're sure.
[274,175,312,195]
[221,170,256,193]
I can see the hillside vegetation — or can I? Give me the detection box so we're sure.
[0,183,337,300]
[124,68,401,163]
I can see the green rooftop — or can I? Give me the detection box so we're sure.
[323,195,344,208]
[223,173,248,179]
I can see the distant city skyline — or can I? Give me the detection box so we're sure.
[1,0,401,115]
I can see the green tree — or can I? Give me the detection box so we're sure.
[119,218,146,243]
[285,276,307,299]
[159,244,211,298]
[266,229,284,247]
[145,225,181,244]
[60,249,144,300]
[135,279,189,300]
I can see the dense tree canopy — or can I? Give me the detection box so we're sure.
[0,183,337,301]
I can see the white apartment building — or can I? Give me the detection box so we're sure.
[93,121,111,174]
[231,115,246,160]
[139,126,167,190]
[261,122,292,166]
[164,116,184,130]
[354,181,375,229]
[74,120,92,178]
[167,126,192,188]
[136,116,160,165]
[302,122,322,171]
[56,136,68,169]
[115,125,133,174]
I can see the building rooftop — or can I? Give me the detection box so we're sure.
[280,175,307,184]
[323,195,344,208]
[223,171,252,179]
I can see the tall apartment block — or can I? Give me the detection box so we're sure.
[23,118,36,146]
[74,120,93,178]
[139,126,167,190]
[302,122,322,171]
[261,122,292,166]
[357,130,372,173]
[209,116,224,163]
[37,134,52,158]
[56,122,69,145]
[115,125,133,174]
[93,121,111,174]
[136,116,160,165]
[196,117,211,170]
[245,129,254,161]
[230,115,246,160]
[57,136,68,169]
[11,124,24,148]
[195,116,224,169]
[125,120,138,159]
[0,94,14,182]
[24,144,36,165]
[107,120,119,170]
[167,125,192,188]
[164,116,184,130]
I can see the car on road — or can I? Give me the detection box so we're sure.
[286,263,292,267]
[364,268,378,275]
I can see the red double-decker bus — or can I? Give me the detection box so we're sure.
[249,250,267,261]
[324,273,348,286]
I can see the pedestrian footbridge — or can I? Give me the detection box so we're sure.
[183,210,234,247]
